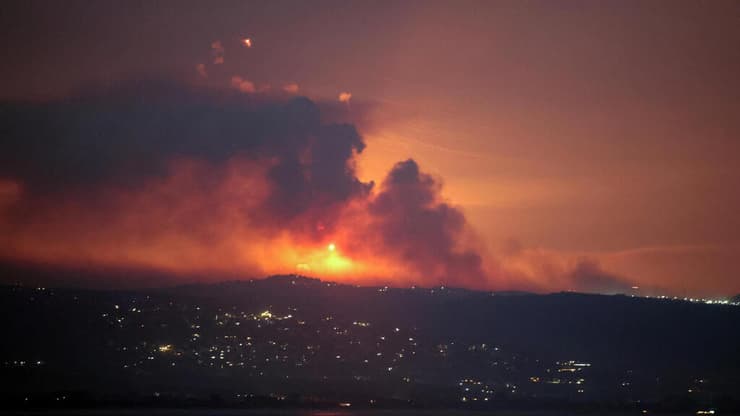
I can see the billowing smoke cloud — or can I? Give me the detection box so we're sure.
[0,81,489,287]
[0,82,369,237]
[0,81,631,292]
[363,160,486,287]
[494,240,638,294]
[567,259,635,294]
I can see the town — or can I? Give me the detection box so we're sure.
[2,276,738,413]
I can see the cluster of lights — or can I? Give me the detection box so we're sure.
[634,294,739,307]
[12,286,733,410]
[459,378,495,402]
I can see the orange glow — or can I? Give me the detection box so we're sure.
[231,76,255,93]
[242,38,252,48]
[0,140,647,294]
[282,83,299,94]
[0,154,670,294]
[0,157,460,287]
[338,92,352,103]
[0,152,694,294]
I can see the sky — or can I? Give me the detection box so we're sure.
[1,0,739,296]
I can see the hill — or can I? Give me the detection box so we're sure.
[1,275,739,412]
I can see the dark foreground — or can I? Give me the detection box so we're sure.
[0,410,723,416]
[2,275,738,414]
[0,411,723,416]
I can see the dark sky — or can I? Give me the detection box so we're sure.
[1,1,739,296]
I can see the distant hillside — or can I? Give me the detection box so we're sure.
[165,275,740,371]
[1,275,739,412]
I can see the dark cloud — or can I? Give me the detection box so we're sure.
[568,259,634,294]
[368,159,486,286]
[0,81,370,233]
[0,82,490,287]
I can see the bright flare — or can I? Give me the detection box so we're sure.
[242,38,252,48]
[327,243,336,252]
[338,92,352,103]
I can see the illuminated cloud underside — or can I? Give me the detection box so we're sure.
[0,82,633,293]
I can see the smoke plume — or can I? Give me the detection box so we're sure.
[0,81,488,287]
[0,81,634,292]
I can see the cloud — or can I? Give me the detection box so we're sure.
[338,92,352,103]
[0,80,632,294]
[0,81,366,213]
[361,159,487,287]
[0,81,498,288]
[495,243,636,294]
[230,76,255,93]
[567,259,634,294]
[0,82,381,278]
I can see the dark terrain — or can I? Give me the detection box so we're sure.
[2,275,739,414]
